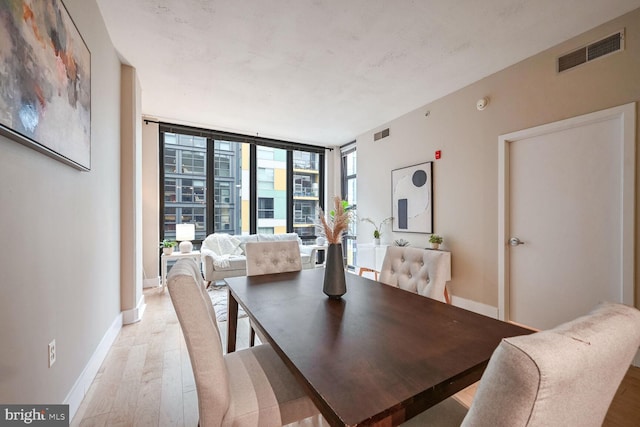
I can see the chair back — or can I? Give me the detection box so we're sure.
[245,240,302,276]
[462,301,640,427]
[167,258,230,426]
[378,246,449,302]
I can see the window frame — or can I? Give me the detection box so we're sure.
[159,123,326,250]
[341,142,357,269]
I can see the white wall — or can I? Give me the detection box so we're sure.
[0,0,122,405]
[356,8,640,308]
[120,64,144,322]
[142,120,160,286]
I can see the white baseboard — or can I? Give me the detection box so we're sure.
[450,294,499,319]
[634,349,640,367]
[143,276,160,288]
[122,294,146,325]
[65,313,122,422]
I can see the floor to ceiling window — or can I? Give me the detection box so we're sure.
[256,147,287,234]
[213,139,247,236]
[292,150,321,243]
[161,132,207,242]
[159,123,325,248]
[341,142,357,268]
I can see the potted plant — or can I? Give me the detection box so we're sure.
[161,239,177,255]
[361,216,393,245]
[429,234,443,250]
[393,238,410,247]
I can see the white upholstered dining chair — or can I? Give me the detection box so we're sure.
[378,246,451,303]
[402,301,640,426]
[245,240,303,346]
[245,240,303,276]
[167,258,325,427]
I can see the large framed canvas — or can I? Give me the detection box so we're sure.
[0,0,91,170]
[391,161,433,233]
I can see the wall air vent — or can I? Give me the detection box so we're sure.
[558,29,624,73]
[374,128,390,141]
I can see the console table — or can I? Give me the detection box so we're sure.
[161,250,201,292]
[357,243,388,272]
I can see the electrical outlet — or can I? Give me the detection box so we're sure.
[48,339,56,367]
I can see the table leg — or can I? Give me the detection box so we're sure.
[161,255,168,292]
[227,289,238,353]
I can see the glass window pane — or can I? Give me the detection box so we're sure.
[258,167,274,190]
[257,148,287,232]
[164,133,177,145]
[164,148,177,173]
[257,147,274,160]
[162,131,207,242]
[213,140,248,235]
[346,150,356,176]
[341,148,356,267]
[215,154,231,177]
[292,151,320,243]
[258,197,274,218]
[347,178,357,206]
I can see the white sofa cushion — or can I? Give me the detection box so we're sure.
[212,256,247,271]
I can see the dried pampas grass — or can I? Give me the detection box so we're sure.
[317,196,352,244]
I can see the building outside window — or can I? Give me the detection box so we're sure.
[215,153,232,177]
[292,151,320,244]
[256,147,287,234]
[162,132,207,241]
[258,197,274,218]
[213,140,245,236]
[257,167,274,190]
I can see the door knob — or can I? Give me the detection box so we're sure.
[509,237,525,246]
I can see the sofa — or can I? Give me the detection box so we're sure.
[201,232,318,284]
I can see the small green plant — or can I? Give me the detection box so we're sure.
[361,216,393,239]
[429,234,443,244]
[329,199,350,218]
[161,239,177,248]
[393,238,410,247]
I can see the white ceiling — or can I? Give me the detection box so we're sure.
[96,0,640,146]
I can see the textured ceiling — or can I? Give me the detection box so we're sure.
[96,0,640,146]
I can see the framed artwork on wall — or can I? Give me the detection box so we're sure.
[0,0,91,171]
[391,161,433,233]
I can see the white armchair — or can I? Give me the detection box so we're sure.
[245,240,303,276]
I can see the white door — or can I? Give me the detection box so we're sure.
[498,103,635,330]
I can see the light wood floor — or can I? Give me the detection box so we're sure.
[72,288,640,426]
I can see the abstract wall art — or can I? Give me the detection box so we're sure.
[391,162,433,233]
[0,0,91,170]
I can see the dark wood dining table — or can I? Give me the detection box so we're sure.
[225,268,532,426]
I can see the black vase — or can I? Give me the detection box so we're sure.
[323,243,347,299]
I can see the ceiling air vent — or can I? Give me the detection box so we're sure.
[374,128,390,141]
[558,29,624,73]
